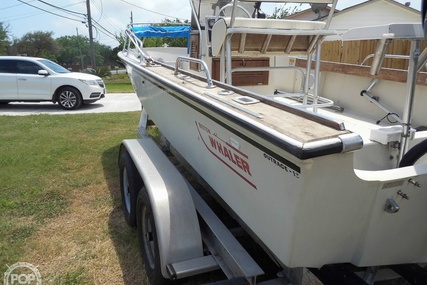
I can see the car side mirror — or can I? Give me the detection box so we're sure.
[38,69,49,76]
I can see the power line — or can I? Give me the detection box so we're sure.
[15,0,84,23]
[1,1,84,23]
[91,0,103,22]
[91,0,122,32]
[88,0,126,46]
[92,24,118,43]
[35,0,85,16]
[92,19,117,39]
[0,0,37,10]
[37,1,116,42]
[117,0,188,21]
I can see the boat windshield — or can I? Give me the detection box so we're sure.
[190,0,256,29]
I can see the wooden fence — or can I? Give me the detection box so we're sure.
[321,40,427,70]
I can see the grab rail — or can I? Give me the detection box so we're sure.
[362,51,427,72]
[175,57,215,89]
[361,53,410,66]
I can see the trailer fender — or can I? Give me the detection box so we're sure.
[120,138,204,278]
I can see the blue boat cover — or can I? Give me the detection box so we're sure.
[131,26,191,38]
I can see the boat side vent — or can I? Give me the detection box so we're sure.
[232,96,260,105]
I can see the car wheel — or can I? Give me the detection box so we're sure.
[57,87,82,110]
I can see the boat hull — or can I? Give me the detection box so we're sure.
[121,52,427,268]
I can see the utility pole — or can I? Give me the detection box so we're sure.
[86,0,96,68]
[76,28,84,71]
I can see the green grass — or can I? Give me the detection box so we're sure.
[53,267,90,285]
[104,73,135,93]
[105,82,135,93]
[0,112,140,267]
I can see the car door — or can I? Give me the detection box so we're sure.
[0,59,18,100]
[16,60,52,100]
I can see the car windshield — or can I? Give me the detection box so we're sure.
[37,59,70,73]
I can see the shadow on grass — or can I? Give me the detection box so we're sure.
[102,145,147,285]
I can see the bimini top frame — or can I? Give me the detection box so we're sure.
[209,0,338,112]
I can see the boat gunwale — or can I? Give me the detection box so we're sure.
[119,51,363,161]
[169,59,347,131]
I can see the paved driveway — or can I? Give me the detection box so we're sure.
[0,93,141,116]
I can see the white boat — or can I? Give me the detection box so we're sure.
[118,0,427,277]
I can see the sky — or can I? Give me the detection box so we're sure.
[0,0,423,48]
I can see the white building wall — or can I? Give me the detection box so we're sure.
[329,0,419,33]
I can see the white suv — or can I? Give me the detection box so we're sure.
[0,56,106,110]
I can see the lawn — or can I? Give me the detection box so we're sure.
[104,74,135,93]
[0,112,148,284]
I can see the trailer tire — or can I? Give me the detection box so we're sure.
[399,139,427,167]
[119,151,142,227]
[136,187,169,285]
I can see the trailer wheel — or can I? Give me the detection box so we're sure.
[136,187,169,285]
[399,139,427,167]
[119,151,142,227]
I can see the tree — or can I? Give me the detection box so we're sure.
[0,22,11,55]
[4,27,118,69]
[115,32,127,48]
[56,35,88,67]
[12,31,58,59]
[141,18,190,48]
[94,42,112,66]
[268,4,301,19]
[110,45,123,68]
[56,35,114,69]
[162,18,189,48]
[143,37,165,48]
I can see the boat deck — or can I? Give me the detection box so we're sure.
[133,59,427,169]
[146,63,353,144]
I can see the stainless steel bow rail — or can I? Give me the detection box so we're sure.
[175,56,215,89]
